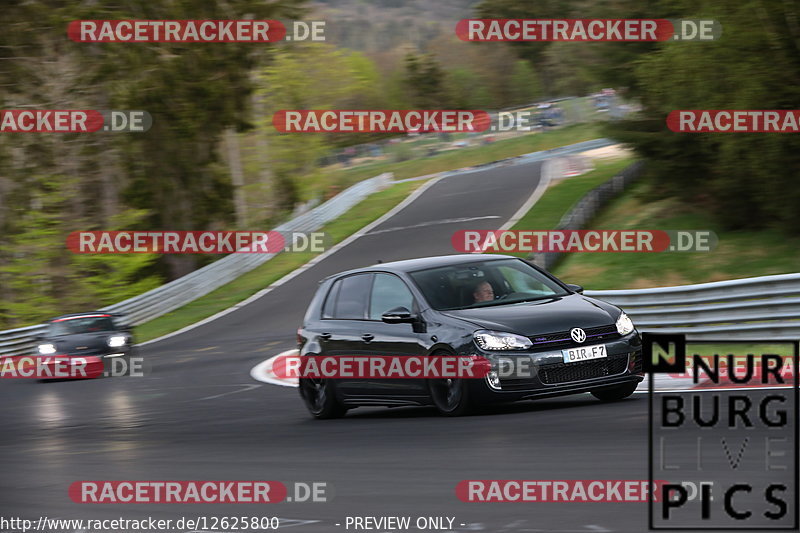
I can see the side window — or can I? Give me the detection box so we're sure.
[369,273,415,320]
[321,280,341,319]
[331,274,372,319]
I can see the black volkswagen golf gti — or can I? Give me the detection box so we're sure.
[297,254,643,418]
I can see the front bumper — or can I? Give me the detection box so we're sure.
[38,349,131,379]
[34,355,105,379]
[469,332,644,403]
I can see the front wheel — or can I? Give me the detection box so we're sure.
[591,382,639,402]
[428,377,472,416]
[299,378,347,419]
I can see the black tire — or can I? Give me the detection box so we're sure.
[427,350,474,416]
[591,382,639,402]
[428,377,472,416]
[299,378,347,419]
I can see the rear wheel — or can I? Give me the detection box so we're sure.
[299,378,347,419]
[591,382,638,402]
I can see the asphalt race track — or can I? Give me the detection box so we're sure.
[1,160,790,533]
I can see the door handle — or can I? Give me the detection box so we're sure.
[361,333,375,342]
[319,332,332,341]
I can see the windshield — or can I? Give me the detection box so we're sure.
[409,258,570,311]
[48,316,116,336]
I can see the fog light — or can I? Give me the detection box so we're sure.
[628,352,640,372]
[486,370,502,390]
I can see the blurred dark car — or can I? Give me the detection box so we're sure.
[35,312,136,377]
[297,254,644,418]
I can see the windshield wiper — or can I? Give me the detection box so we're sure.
[501,295,566,305]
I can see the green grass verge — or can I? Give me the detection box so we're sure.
[552,177,800,289]
[134,179,425,343]
[509,157,635,237]
[308,123,603,195]
[687,343,795,358]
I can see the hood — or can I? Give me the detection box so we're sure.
[48,332,116,354]
[441,294,620,335]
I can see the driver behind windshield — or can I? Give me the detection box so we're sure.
[472,280,495,303]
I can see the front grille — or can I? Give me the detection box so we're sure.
[528,324,619,349]
[64,347,106,356]
[540,354,628,384]
[498,353,629,391]
[500,378,543,391]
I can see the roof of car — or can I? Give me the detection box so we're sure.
[326,254,521,279]
[49,311,115,322]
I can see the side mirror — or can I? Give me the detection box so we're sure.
[566,284,584,294]
[381,306,416,324]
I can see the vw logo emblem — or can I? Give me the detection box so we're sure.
[570,328,586,343]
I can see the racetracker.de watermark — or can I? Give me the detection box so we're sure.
[0,356,101,379]
[0,356,146,379]
[69,20,280,42]
[668,110,800,133]
[70,481,286,503]
[0,110,151,133]
[272,110,491,133]
[457,480,667,502]
[273,355,492,379]
[67,231,330,254]
[67,480,330,504]
[452,230,718,253]
[68,20,324,43]
[456,19,721,42]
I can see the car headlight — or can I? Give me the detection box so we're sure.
[473,330,533,350]
[616,312,635,336]
[107,336,127,348]
[38,343,56,354]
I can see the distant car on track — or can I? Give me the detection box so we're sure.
[35,312,136,378]
[297,254,644,418]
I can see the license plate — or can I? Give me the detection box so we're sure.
[561,344,607,363]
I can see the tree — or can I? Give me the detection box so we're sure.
[0,0,306,327]
[252,45,388,215]
[609,0,800,233]
[404,53,452,109]
[509,60,543,105]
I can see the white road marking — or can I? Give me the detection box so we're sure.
[197,383,262,401]
[252,351,791,393]
[136,140,615,350]
[139,176,443,347]
[499,157,552,230]
[367,215,501,235]
[250,349,299,388]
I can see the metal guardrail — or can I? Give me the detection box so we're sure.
[427,138,617,180]
[587,273,800,341]
[0,324,47,359]
[6,273,795,356]
[0,172,393,357]
[2,152,797,357]
[531,160,644,271]
[526,160,799,341]
[0,139,614,358]
[102,172,392,325]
